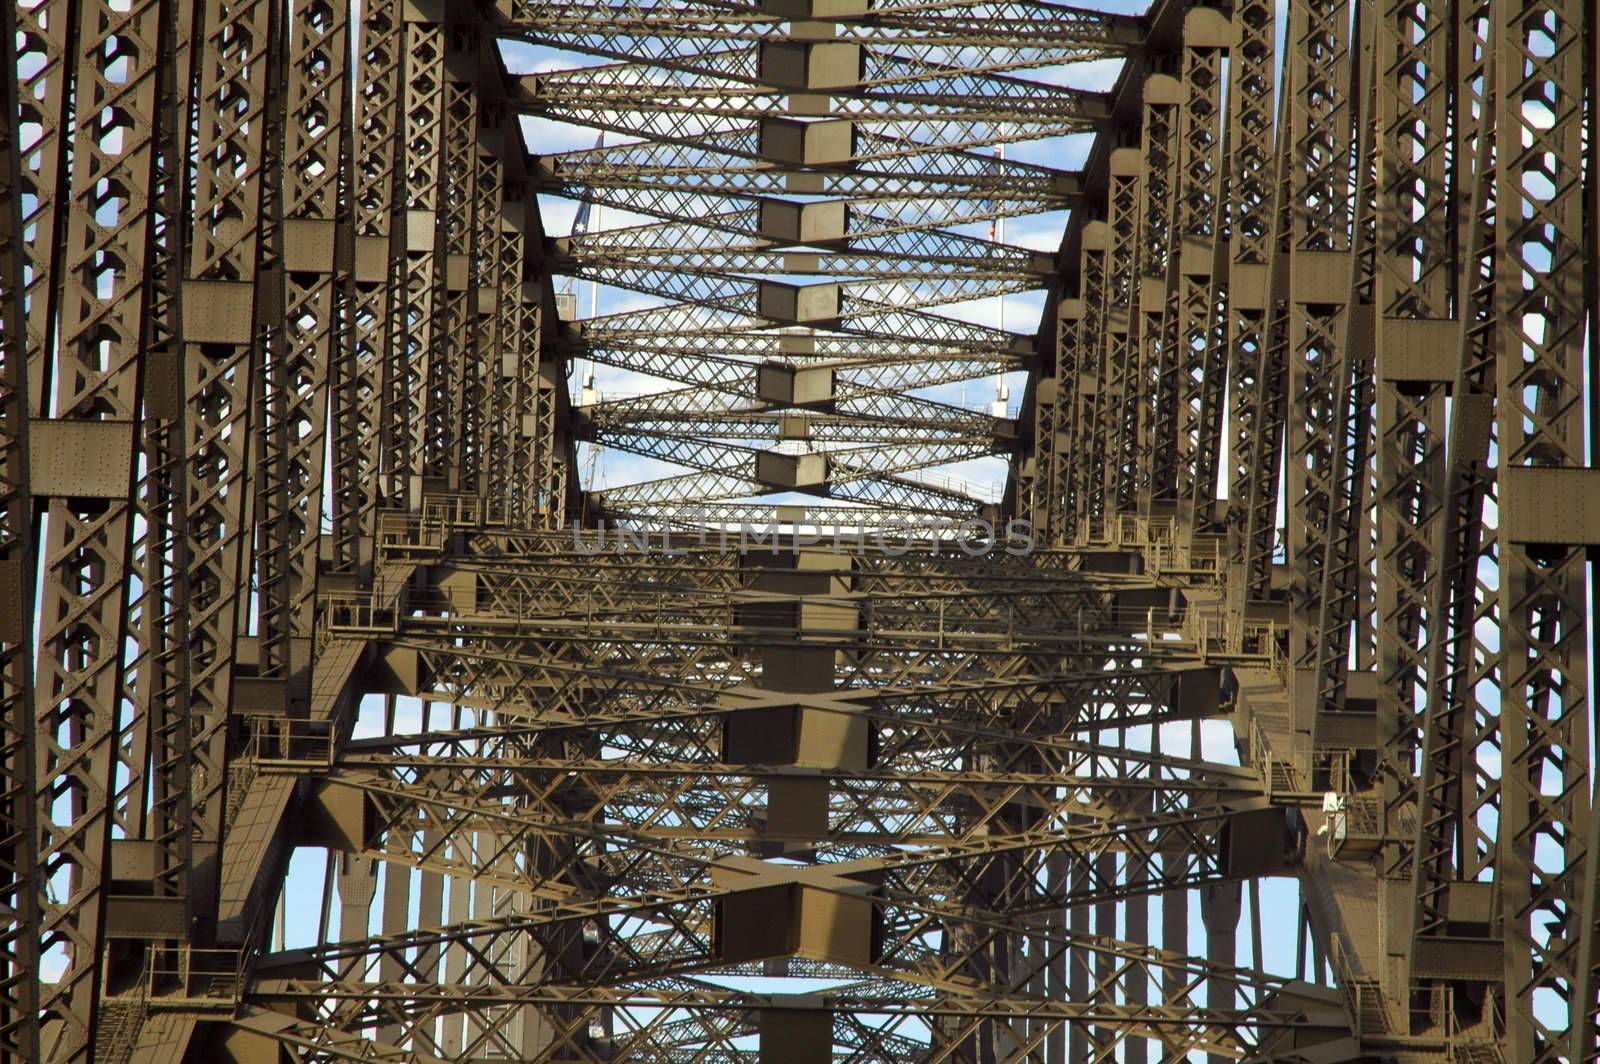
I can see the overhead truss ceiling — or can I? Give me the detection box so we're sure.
[1,0,1598,1061]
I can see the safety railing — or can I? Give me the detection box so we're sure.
[1328,936,1476,1050]
[320,590,397,637]
[1174,605,1287,677]
[1447,994,1505,1062]
[107,945,245,1010]
[224,759,259,829]
[374,495,531,561]
[239,714,335,772]
[1327,930,1358,986]
[1230,619,1291,687]
[1316,747,1354,796]
[1250,716,1298,798]
[1328,933,1394,1038]
[1076,513,1175,549]
[894,468,1006,504]
[1341,793,1382,838]
[1142,538,1225,582]
[1324,790,1384,860]
[1180,609,1226,662]
[352,581,1252,657]
[422,491,519,530]
[376,508,447,558]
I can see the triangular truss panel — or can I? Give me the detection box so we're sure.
[2,0,1597,1061]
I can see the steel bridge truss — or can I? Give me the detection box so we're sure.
[2,0,1598,1061]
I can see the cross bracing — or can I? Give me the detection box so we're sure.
[2,0,1598,1061]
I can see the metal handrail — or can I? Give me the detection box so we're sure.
[895,468,1006,504]
[353,585,1231,639]
[107,945,245,1008]
[1328,931,1358,986]
[1250,716,1294,799]
[376,508,448,557]
[239,714,334,769]
[1142,531,1227,580]
[320,590,398,636]
[1317,747,1354,795]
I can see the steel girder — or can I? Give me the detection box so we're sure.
[1042,1,1598,1062]
[3,0,1598,1061]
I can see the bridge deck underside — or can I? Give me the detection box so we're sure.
[1,0,1596,1062]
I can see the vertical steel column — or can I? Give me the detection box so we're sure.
[30,0,171,1050]
[376,838,413,1045]
[1054,300,1086,540]
[1370,0,1454,951]
[340,0,407,569]
[1223,0,1279,559]
[414,758,449,1051]
[1185,138,1231,535]
[396,6,447,505]
[533,287,566,527]
[1237,65,1295,603]
[1063,294,1095,535]
[1401,0,1499,995]
[1492,0,1592,1055]
[1092,848,1116,1060]
[1028,371,1059,545]
[1201,880,1241,1064]
[1102,146,1142,519]
[499,194,543,528]
[1135,75,1180,507]
[1163,11,1227,522]
[261,0,352,678]
[1574,0,1600,1048]
[1066,848,1088,1064]
[15,0,73,410]
[180,0,282,903]
[437,57,480,492]
[466,83,508,503]
[1312,6,1377,781]
[137,0,200,950]
[1123,845,1148,1064]
[0,0,40,1052]
[1153,725,1188,1060]
[1283,0,1356,668]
